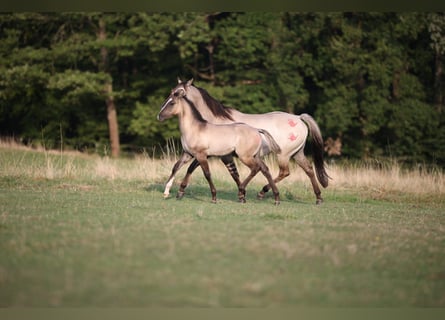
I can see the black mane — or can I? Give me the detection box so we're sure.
[196,87,234,121]
[183,96,207,124]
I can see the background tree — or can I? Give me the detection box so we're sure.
[0,12,444,166]
[0,13,58,146]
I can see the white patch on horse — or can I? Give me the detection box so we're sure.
[157,98,173,120]
[163,176,175,197]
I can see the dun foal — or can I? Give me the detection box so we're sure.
[157,82,281,205]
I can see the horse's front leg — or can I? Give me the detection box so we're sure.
[163,152,193,198]
[196,154,217,203]
[177,158,200,199]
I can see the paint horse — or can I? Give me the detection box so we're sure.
[163,79,330,205]
[157,80,282,205]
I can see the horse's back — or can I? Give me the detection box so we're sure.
[212,122,262,156]
[231,110,308,154]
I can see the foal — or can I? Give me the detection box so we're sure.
[157,82,281,205]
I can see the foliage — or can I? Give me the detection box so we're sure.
[0,12,444,165]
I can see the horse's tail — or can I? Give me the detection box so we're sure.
[300,113,330,188]
[258,129,281,155]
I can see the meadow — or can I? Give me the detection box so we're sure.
[0,141,444,307]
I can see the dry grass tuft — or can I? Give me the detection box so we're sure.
[230,156,444,199]
[1,138,443,200]
[326,162,444,197]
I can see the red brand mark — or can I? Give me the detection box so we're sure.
[288,133,297,141]
[288,119,297,127]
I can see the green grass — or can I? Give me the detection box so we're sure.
[0,147,444,306]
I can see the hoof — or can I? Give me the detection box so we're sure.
[239,198,246,203]
[274,200,280,206]
[257,191,265,200]
[211,199,217,204]
[176,192,185,200]
[163,193,170,199]
[316,198,323,205]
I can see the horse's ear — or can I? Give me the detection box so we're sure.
[186,78,194,86]
[177,77,183,84]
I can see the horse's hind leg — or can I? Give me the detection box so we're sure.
[164,152,193,198]
[177,158,200,199]
[220,155,241,187]
[238,164,260,203]
[257,155,290,200]
[257,158,280,205]
[239,156,280,205]
[177,155,239,199]
[293,150,323,205]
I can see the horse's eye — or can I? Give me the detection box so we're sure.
[173,89,184,98]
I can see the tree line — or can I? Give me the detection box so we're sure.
[0,12,444,166]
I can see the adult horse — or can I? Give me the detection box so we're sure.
[163,78,330,205]
[157,80,282,205]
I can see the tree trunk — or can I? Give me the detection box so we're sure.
[434,52,444,114]
[98,17,120,157]
[104,82,120,158]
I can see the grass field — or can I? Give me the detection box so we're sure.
[0,142,444,307]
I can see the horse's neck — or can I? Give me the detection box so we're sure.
[190,95,217,122]
[177,102,204,138]
[189,88,246,123]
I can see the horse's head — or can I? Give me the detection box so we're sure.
[177,78,203,101]
[157,78,194,121]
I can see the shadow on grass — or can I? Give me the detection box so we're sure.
[144,183,308,205]
[145,183,242,203]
